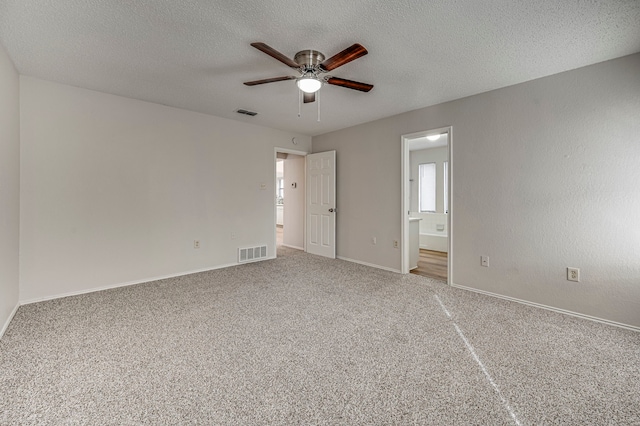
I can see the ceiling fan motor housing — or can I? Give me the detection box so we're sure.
[294,50,325,70]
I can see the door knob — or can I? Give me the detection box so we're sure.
[329,208,334,213]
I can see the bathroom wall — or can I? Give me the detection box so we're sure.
[410,146,448,251]
[410,146,448,215]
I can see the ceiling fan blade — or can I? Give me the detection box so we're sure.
[250,42,300,68]
[303,92,316,103]
[326,77,373,92]
[244,76,296,86]
[319,44,368,71]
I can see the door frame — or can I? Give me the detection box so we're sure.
[400,126,453,284]
[274,147,308,255]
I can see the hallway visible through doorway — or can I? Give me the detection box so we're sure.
[276,225,283,247]
[274,149,306,256]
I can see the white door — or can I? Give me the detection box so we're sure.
[306,151,336,258]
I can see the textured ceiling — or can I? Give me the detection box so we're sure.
[1,0,639,136]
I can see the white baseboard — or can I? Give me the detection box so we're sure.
[0,303,20,340]
[282,244,304,251]
[451,283,640,333]
[337,256,402,274]
[19,261,248,306]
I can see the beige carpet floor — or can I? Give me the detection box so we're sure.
[1,245,639,425]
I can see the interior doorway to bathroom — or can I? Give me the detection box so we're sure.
[401,127,452,283]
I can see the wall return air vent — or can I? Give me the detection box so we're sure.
[238,245,267,263]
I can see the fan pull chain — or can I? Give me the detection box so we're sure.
[317,90,321,122]
[298,89,301,118]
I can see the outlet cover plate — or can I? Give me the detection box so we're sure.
[567,267,580,282]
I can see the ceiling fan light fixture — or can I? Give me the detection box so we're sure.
[245,42,373,103]
[297,77,322,93]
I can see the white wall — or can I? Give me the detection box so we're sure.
[0,41,20,337]
[276,159,284,226]
[19,77,311,302]
[313,53,640,328]
[283,154,305,250]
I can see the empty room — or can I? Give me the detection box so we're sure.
[1,1,639,424]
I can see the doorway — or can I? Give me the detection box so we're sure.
[274,148,307,256]
[401,127,452,283]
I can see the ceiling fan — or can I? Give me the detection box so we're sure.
[244,42,373,103]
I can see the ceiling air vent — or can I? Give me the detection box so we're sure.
[236,109,258,116]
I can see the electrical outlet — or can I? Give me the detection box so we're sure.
[481,256,489,267]
[567,267,580,282]
[393,240,399,248]
[231,232,236,239]
[372,237,377,245]
[194,240,200,249]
